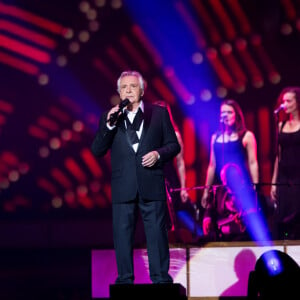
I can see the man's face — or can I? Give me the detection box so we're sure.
[119,75,143,104]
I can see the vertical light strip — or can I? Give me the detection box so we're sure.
[183,118,196,202]
[257,107,272,196]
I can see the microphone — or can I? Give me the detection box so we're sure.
[220,113,228,123]
[108,98,130,126]
[274,103,286,114]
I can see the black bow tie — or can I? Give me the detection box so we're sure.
[125,108,144,144]
[126,108,144,130]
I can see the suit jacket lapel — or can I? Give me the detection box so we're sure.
[116,114,136,153]
[139,103,152,145]
[117,114,126,131]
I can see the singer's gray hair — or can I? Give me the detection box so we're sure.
[117,70,145,93]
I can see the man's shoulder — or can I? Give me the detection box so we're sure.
[151,100,169,111]
[146,102,167,113]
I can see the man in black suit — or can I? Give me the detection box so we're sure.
[91,70,180,284]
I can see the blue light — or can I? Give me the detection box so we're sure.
[263,251,283,276]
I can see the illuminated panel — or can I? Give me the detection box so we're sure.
[220,43,247,89]
[65,157,87,183]
[93,58,116,83]
[0,51,39,75]
[206,48,234,88]
[164,68,194,104]
[0,99,14,129]
[132,25,163,68]
[175,1,207,48]
[37,116,60,132]
[0,114,5,126]
[106,46,129,70]
[0,99,14,114]
[250,35,281,84]
[28,125,49,140]
[0,2,65,34]
[50,168,73,190]
[0,35,51,63]
[226,0,252,35]
[80,148,103,178]
[191,0,222,45]
[0,20,57,49]
[235,39,263,88]
[37,177,58,195]
[120,35,150,72]
[281,0,297,21]
[48,106,71,123]
[208,0,236,41]
[78,194,94,209]
[0,2,66,75]
[152,77,176,105]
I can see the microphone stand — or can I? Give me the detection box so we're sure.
[276,110,284,217]
[220,119,225,172]
[274,111,280,199]
[218,116,226,186]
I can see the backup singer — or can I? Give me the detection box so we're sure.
[201,99,259,240]
[271,86,300,240]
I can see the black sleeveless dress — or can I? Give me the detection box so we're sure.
[275,123,300,238]
[213,132,250,185]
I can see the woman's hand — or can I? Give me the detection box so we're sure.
[201,189,209,208]
[202,217,213,235]
[270,185,277,202]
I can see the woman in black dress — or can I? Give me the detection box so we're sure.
[271,86,300,240]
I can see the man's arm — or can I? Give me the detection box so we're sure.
[91,112,116,157]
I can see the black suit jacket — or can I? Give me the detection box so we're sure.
[91,102,181,203]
